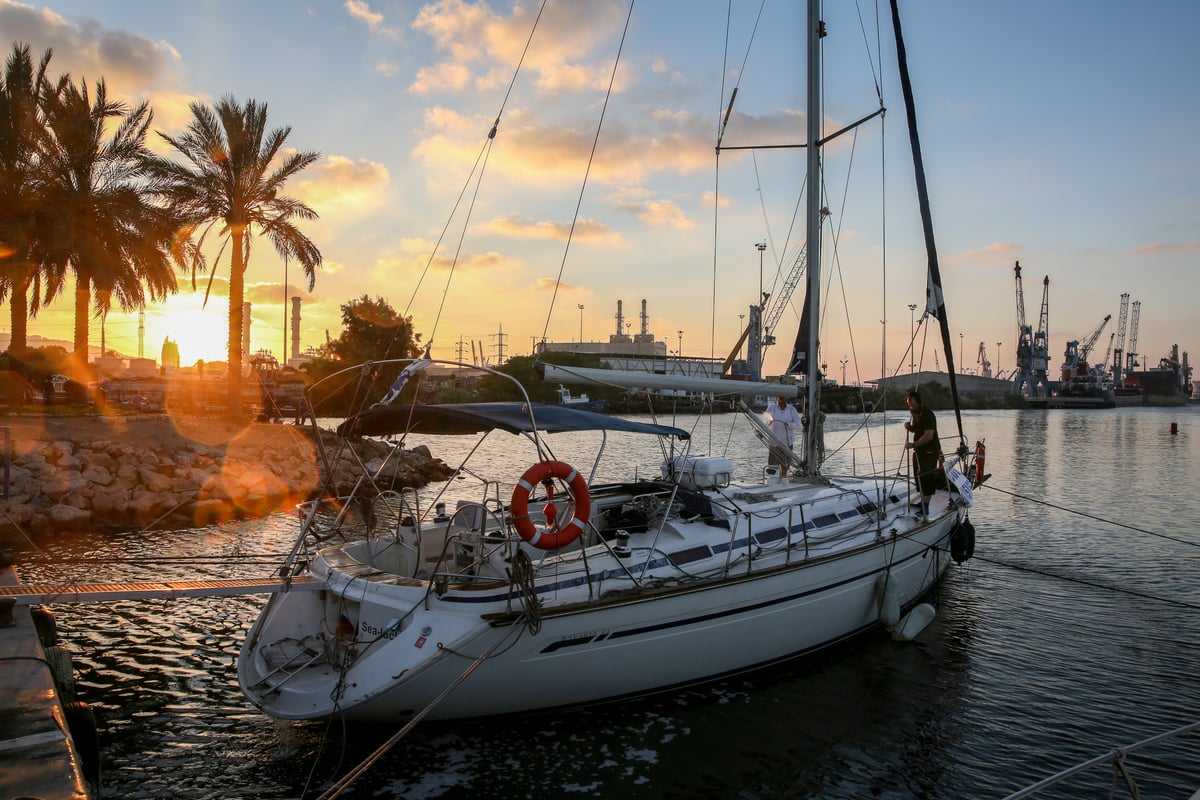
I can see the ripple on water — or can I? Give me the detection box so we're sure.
[18,409,1200,798]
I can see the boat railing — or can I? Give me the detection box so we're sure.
[997,720,1200,800]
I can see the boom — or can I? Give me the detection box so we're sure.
[1078,315,1111,363]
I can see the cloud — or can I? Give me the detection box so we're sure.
[701,191,733,209]
[613,199,695,230]
[292,155,390,213]
[535,277,581,293]
[410,61,473,93]
[429,250,512,272]
[1130,240,1200,255]
[412,108,714,188]
[0,0,181,98]
[951,241,1021,263]
[409,0,630,96]
[375,60,401,79]
[344,0,401,40]
[482,215,620,243]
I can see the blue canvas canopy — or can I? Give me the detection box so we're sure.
[338,402,690,439]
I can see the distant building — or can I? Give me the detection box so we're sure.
[127,358,157,378]
[161,338,181,371]
[872,370,1012,398]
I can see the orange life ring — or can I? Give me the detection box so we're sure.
[510,460,591,550]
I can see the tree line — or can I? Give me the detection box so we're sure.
[0,41,322,414]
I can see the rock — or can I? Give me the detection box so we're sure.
[80,464,114,486]
[138,468,174,494]
[47,504,92,529]
[0,417,450,538]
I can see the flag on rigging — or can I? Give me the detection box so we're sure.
[925,270,945,322]
[375,344,432,406]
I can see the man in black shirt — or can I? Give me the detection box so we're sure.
[903,390,941,516]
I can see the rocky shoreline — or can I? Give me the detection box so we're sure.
[0,414,453,541]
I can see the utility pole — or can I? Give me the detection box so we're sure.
[491,324,508,365]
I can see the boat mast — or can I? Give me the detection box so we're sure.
[803,0,822,474]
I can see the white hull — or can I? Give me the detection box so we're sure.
[240,473,964,722]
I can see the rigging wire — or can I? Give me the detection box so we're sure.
[398,0,550,351]
[538,0,636,345]
[711,0,768,371]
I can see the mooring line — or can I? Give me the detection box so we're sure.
[973,553,1200,611]
[979,483,1199,549]
[312,621,525,800]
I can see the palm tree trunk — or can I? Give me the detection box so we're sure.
[8,271,30,355]
[227,227,245,416]
[73,278,90,378]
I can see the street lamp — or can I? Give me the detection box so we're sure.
[738,314,746,360]
[578,304,584,343]
[959,332,964,373]
[996,342,1002,376]
[677,330,684,359]
[840,356,848,386]
[908,303,918,377]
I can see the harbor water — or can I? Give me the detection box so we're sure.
[19,406,1200,799]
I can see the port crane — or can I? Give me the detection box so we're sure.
[722,241,811,380]
[977,341,992,379]
[1010,262,1050,397]
[1125,300,1140,372]
[1111,293,1130,383]
[1061,314,1110,381]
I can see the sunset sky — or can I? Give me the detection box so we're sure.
[3,0,1197,383]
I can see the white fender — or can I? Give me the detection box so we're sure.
[891,602,937,641]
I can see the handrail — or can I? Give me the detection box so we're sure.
[998,720,1200,800]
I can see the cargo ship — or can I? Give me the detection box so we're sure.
[1124,345,1193,406]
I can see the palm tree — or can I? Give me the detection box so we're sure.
[38,75,179,376]
[0,43,52,355]
[147,95,322,415]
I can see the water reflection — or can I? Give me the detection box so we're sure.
[19,407,1200,798]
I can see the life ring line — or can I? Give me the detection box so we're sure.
[510,460,591,550]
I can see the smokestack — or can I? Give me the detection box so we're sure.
[291,297,301,359]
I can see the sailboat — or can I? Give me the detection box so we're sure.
[238,0,981,724]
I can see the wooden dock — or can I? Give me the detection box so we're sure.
[0,575,323,606]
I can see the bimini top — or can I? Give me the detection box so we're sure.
[337,401,691,439]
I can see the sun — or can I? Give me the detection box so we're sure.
[128,295,233,367]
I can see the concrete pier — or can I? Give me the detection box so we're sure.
[0,563,93,800]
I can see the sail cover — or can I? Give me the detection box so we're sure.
[338,402,691,439]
